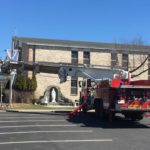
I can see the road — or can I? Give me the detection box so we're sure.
[0,111,149,150]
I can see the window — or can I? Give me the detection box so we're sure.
[83,51,90,64]
[71,77,78,95]
[111,53,117,67]
[71,50,78,64]
[122,54,129,71]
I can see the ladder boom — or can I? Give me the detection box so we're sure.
[58,66,129,83]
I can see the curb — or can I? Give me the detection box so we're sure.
[6,109,72,114]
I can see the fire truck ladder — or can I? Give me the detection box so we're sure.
[58,65,129,117]
[58,65,129,83]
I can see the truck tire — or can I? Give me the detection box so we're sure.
[108,110,115,123]
[94,99,100,118]
[94,99,104,120]
[99,100,104,120]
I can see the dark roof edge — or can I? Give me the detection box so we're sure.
[12,36,150,52]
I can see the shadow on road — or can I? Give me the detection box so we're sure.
[67,112,150,129]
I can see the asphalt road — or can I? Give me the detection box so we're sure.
[0,110,149,150]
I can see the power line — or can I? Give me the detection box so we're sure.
[131,67,150,78]
[129,55,149,73]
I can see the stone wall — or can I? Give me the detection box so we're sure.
[34,73,80,102]
[90,52,111,66]
[33,48,75,100]
[35,48,71,63]
[78,51,83,64]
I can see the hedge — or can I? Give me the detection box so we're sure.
[15,74,37,91]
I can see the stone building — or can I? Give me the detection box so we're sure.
[12,37,150,102]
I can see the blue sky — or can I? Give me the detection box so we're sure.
[0,0,150,59]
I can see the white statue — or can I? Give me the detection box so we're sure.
[51,88,56,103]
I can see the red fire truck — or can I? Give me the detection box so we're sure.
[60,66,150,121]
[78,77,150,121]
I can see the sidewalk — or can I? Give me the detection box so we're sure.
[6,108,73,114]
[5,104,75,114]
[5,107,95,114]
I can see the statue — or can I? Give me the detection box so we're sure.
[51,88,56,103]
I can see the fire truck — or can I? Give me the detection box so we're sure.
[78,77,150,122]
[60,66,150,122]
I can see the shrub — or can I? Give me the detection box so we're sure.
[15,74,27,91]
[31,75,37,91]
[32,98,40,104]
[59,93,74,106]
[15,74,37,91]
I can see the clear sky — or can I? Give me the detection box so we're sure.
[0,0,150,59]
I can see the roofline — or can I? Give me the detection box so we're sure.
[12,36,150,53]
[26,42,113,50]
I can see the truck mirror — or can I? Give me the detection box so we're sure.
[79,81,82,87]
[87,79,91,87]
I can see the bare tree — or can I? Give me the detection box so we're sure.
[114,36,149,79]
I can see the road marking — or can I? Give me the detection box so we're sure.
[0,124,77,128]
[0,116,55,119]
[0,139,113,145]
[0,114,48,117]
[0,114,39,116]
[0,119,65,123]
[0,130,93,135]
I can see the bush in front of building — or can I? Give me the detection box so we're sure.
[12,74,37,103]
[26,75,37,91]
[15,74,27,91]
[4,89,35,103]
[15,74,37,91]
[32,75,37,91]
[59,93,74,106]
[32,98,40,104]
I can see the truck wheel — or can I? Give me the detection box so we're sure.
[94,99,100,118]
[108,111,115,123]
[94,99,104,120]
[99,100,104,120]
